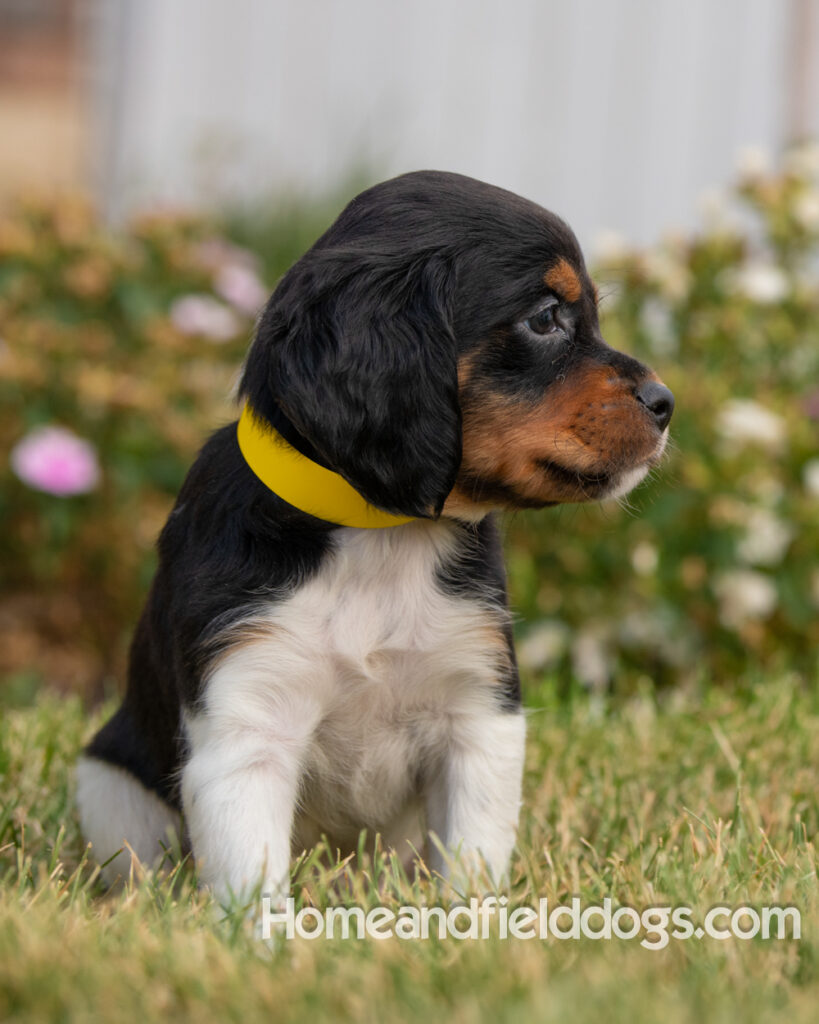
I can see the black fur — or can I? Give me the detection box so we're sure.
[436,514,520,710]
[239,170,585,518]
[87,424,337,807]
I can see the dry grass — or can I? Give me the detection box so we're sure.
[1,673,818,1023]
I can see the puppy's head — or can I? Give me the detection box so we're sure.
[241,171,673,520]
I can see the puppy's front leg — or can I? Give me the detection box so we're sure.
[426,709,526,888]
[181,654,324,907]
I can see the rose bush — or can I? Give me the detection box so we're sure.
[0,199,263,692]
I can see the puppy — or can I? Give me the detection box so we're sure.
[76,171,673,903]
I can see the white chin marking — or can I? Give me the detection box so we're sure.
[604,430,668,501]
[605,464,650,500]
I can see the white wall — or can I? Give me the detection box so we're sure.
[92,0,818,249]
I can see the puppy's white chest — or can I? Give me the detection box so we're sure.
[260,523,507,836]
[282,523,485,677]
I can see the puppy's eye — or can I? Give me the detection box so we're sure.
[524,302,562,336]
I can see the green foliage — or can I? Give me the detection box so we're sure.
[510,144,819,692]
[0,199,265,684]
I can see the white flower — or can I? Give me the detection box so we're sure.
[642,248,690,301]
[170,294,242,342]
[736,145,771,179]
[631,541,659,575]
[783,142,819,180]
[794,190,819,232]
[698,186,742,233]
[730,262,789,304]
[517,621,569,672]
[746,475,785,505]
[716,399,787,453]
[619,611,665,647]
[592,230,630,263]
[736,508,793,566]
[618,611,690,667]
[571,627,610,691]
[714,569,778,629]
[803,459,819,497]
[640,299,677,356]
[699,186,729,220]
[213,264,268,316]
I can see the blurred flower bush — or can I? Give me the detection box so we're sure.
[1,147,818,697]
[511,142,819,693]
[0,198,262,692]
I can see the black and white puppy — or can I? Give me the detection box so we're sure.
[76,171,673,903]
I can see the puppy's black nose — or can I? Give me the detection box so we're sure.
[636,380,675,431]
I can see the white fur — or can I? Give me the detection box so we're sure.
[605,464,651,501]
[605,430,669,501]
[75,756,181,885]
[181,520,525,904]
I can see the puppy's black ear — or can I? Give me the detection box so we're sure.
[241,250,461,519]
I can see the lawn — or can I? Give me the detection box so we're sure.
[1,672,816,1023]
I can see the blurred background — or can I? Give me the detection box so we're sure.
[3,0,819,242]
[1,0,818,704]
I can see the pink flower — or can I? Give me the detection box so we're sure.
[11,426,100,496]
[193,238,257,272]
[213,264,268,315]
[803,391,819,420]
[170,294,241,342]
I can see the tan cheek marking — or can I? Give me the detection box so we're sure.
[544,257,582,303]
[456,351,479,388]
[461,407,598,500]
[441,485,496,519]
[458,363,659,502]
[462,364,618,473]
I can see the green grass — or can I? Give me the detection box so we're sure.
[1,673,818,1023]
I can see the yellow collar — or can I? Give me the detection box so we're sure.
[237,404,415,529]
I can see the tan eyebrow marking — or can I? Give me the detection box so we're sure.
[544,257,582,303]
